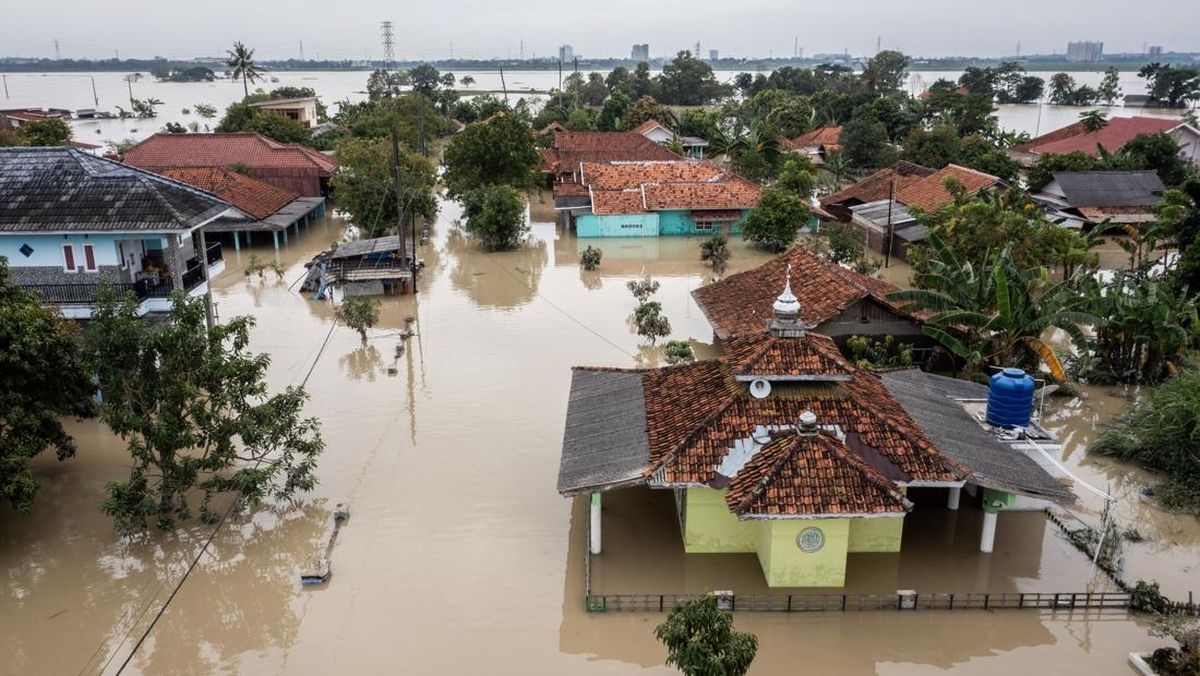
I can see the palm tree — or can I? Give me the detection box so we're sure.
[226,41,264,98]
[889,237,1096,381]
[821,151,852,190]
[1079,109,1109,133]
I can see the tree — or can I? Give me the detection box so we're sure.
[244,109,312,144]
[903,124,961,169]
[1079,109,1109,133]
[631,301,671,344]
[861,50,910,96]
[443,113,539,198]
[580,245,602,270]
[741,186,809,252]
[1123,132,1191,187]
[564,107,597,131]
[654,596,758,676]
[194,103,218,119]
[1048,73,1077,105]
[85,292,323,531]
[460,75,475,87]
[367,69,410,100]
[841,113,895,168]
[891,238,1095,381]
[409,63,442,97]
[1139,63,1200,108]
[1027,151,1100,190]
[331,136,438,237]
[626,278,661,303]
[131,98,163,119]
[597,90,631,131]
[958,135,1022,183]
[623,96,677,131]
[338,297,381,342]
[655,51,731,105]
[9,117,72,146]
[700,233,731,273]
[664,340,696,365]
[821,151,853,190]
[226,41,264,98]
[461,184,528,250]
[1097,67,1122,105]
[0,259,95,513]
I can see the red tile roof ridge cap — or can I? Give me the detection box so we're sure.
[645,385,742,480]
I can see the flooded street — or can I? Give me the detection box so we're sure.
[0,195,1192,674]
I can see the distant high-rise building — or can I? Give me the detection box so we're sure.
[1148,45,1164,56]
[558,44,574,63]
[1065,41,1104,63]
[630,43,650,61]
[708,49,719,61]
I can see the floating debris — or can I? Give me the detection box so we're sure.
[300,503,351,585]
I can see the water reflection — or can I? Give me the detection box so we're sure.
[444,227,549,310]
[339,344,383,381]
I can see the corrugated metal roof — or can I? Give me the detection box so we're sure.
[1050,171,1165,208]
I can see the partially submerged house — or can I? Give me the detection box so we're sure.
[568,160,760,238]
[845,164,1002,262]
[541,131,682,215]
[124,133,336,197]
[0,147,230,318]
[558,279,1072,588]
[300,235,414,297]
[1032,170,1165,230]
[692,245,928,348]
[784,126,843,163]
[1008,116,1200,166]
[247,97,320,129]
[818,161,935,222]
[631,119,709,159]
[161,167,328,250]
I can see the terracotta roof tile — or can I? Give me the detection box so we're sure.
[819,161,935,211]
[894,164,1000,212]
[580,161,760,215]
[724,333,856,381]
[632,119,670,135]
[725,431,909,518]
[1021,116,1183,157]
[692,245,922,339]
[124,133,335,174]
[161,167,297,220]
[787,126,843,150]
[541,131,680,174]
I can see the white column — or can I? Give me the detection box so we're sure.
[980,510,998,553]
[589,493,602,555]
[947,486,962,511]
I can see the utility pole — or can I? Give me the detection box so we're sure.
[90,75,99,106]
[2,75,8,100]
[884,176,896,268]
[499,68,508,103]
[390,125,408,291]
[520,40,524,60]
[299,38,305,61]
[127,77,134,109]
[54,38,60,60]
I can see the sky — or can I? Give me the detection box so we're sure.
[3,0,1197,61]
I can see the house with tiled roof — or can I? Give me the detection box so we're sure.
[124,133,336,197]
[846,164,1003,262]
[1031,170,1165,229]
[691,245,929,348]
[558,276,1073,587]
[0,147,231,318]
[543,131,683,213]
[818,161,935,222]
[161,167,329,251]
[568,160,760,238]
[631,119,709,158]
[1008,116,1200,166]
[785,126,843,163]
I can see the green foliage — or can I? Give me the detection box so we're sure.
[1093,367,1200,514]
[1027,151,1100,189]
[596,90,630,131]
[1139,63,1200,108]
[153,66,215,83]
[891,237,1095,381]
[338,297,381,342]
[655,51,733,105]
[334,91,450,148]
[847,335,914,369]
[861,50,910,95]
[461,184,528,251]
[775,158,817,199]
[1130,580,1173,615]
[226,41,264,97]
[0,117,73,146]
[741,186,809,252]
[922,90,997,136]
[626,278,661,303]
[1122,132,1192,187]
[1079,109,1109,133]
[0,259,95,513]
[960,62,1043,104]
[580,245,602,270]
[331,136,439,237]
[131,97,163,119]
[820,221,881,275]
[443,113,539,198]
[957,135,1022,183]
[564,107,597,131]
[1097,67,1123,105]
[654,595,758,676]
[214,100,312,144]
[85,292,323,531]
[622,95,677,131]
[841,112,896,168]
[194,103,218,119]
[367,69,410,101]
[700,233,731,273]
[664,340,695,365]
[903,124,961,169]
[631,301,671,344]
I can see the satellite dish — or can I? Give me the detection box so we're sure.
[749,379,772,399]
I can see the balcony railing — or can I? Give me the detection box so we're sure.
[23,243,223,306]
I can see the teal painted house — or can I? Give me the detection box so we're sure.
[568,161,759,238]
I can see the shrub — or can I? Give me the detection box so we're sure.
[338,297,381,342]
[461,185,528,251]
[664,340,695,364]
[631,301,671,344]
[700,234,731,272]
[580,245,603,270]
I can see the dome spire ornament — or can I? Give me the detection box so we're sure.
[768,263,811,337]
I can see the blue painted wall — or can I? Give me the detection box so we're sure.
[576,210,750,238]
[0,234,128,268]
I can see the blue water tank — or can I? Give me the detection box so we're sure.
[986,368,1036,428]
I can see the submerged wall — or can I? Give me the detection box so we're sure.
[847,516,905,553]
[757,519,851,587]
[683,487,759,553]
[575,210,749,238]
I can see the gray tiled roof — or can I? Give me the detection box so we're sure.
[880,370,1074,503]
[1051,171,1165,208]
[0,147,230,233]
[558,369,652,496]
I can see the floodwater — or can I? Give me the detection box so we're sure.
[0,197,1192,675]
[0,68,1189,147]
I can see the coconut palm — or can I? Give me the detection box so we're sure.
[889,236,1096,381]
[820,151,852,190]
[226,41,264,98]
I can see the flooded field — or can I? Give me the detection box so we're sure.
[0,197,1193,674]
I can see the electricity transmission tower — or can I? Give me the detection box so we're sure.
[380,21,396,69]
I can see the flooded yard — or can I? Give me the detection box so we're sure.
[0,195,1192,674]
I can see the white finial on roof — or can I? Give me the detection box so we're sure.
[772,264,800,317]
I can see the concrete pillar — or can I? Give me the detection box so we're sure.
[272,231,280,251]
[166,234,185,291]
[233,231,241,252]
[947,486,962,511]
[283,228,289,246]
[197,229,214,332]
[589,493,602,555]
[980,509,998,554]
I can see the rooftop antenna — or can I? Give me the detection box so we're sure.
[380,21,396,69]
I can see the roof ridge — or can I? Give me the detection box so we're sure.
[729,434,802,515]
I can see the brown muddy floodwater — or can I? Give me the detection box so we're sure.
[0,194,1190,675]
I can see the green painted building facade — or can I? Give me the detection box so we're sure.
[680,487,904,587]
